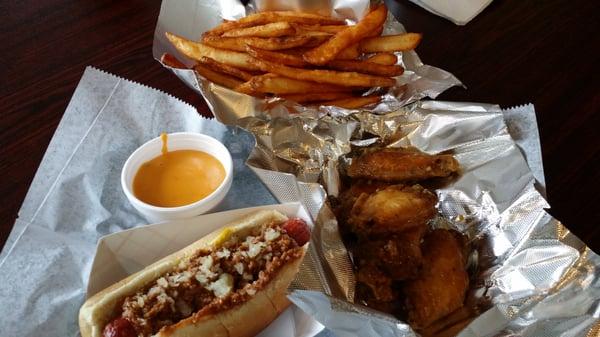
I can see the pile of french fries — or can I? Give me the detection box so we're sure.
[163,4,421,109]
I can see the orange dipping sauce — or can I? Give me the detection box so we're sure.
[133,135,226,207]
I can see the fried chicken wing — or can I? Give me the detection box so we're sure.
[347,147,460,182]
[403,229,469,329]
[334,179,392,226]
[355,281,405,316]
[355,224,427,280]
[356,262,396,302]
[348,184,437,237]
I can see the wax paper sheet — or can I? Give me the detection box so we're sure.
[152,0,462,122]
[0,67,299,337]
[210,99,600,336]
[386,0,494,26]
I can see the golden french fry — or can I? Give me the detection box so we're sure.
[166,32,261,71]
[222,21,295,38]
[279,47,311,55]
[253,58,395,87]
[202,35,317,52]
[160,53,188,69]
[234,81,263,97]
[280,92,355,103]
[297,30,332,37]
[164,7,420,106]
[326,59,404,76]
[194,64,243,89]
[359,33,422,52]
[293,24,347,34]
[319,95,381,109]
[303,5,387,65]
[335,44,359,60]
[296,31,334,47]
[285,45,357,60]
[366,53,397,65]
[367,23,384,37]
[241,74,354,94]
[302,34,333,47]
[205,11,345,36]
[246,46,308,67]
[198,57,254,81]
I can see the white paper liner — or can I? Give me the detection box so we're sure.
[387,0,494,26]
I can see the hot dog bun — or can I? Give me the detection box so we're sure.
[79,210,307,337]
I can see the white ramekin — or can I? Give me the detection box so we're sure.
[121,132,233,223]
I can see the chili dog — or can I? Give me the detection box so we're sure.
[79,210,310,337]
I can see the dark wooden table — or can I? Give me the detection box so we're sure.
[1,0,599,252]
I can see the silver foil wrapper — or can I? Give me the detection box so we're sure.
[215,100,600,336]
[152,0,462,122]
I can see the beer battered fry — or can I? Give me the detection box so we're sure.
[194,64,243,89]
[326,59,404,76]
[198,57,254,81]
[202,35,317,52]
[303,5,388,65]
[246,46,308,67]
[205,11,345,36]
[222,21,295,38]
[165,32,261,71]
[335,44,360,60]
[253,58,395,87]
[160,53,188,69]
[292,23,347,34]
[360,33,422,53]
[366,53,397,65]
[239,74,353,95]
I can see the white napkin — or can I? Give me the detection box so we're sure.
[408,0,494,25]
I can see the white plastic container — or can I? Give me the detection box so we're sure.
[121,132,233,222]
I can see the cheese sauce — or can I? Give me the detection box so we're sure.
[133,134,225,207]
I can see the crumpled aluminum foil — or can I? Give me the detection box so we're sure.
[220,100,600,336]
[152,0,462,123]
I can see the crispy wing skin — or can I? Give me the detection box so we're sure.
[348,184,437,237]
[356,263,396,303]
[347,148,460,182]
[355,224,427,281]
[403,229,469,329]
[334,180,391,225]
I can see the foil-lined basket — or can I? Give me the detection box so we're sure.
[152,0,462,123]
[237,101,600,336]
